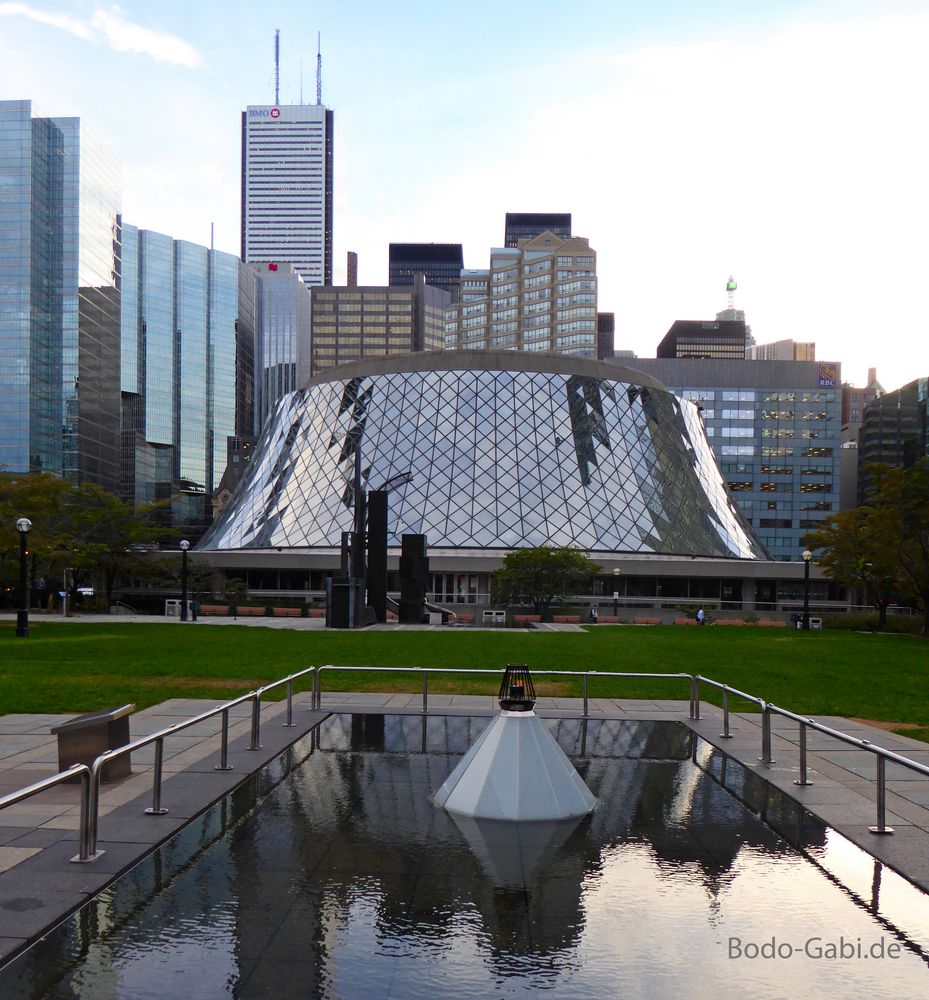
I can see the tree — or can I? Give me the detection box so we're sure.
[803,507,899,629]
[889,460,929,637]
[0,474,176,610]
[65,483,176,607]
[491,546,601,620]
[804,459,929,636]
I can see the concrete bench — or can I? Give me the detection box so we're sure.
[309,608,326,618]
[673,618,698,625]
[237,606,265,616]
[598,615,620,623]
[758,620,788,628]
[456,614,475,623]
[273,607,301,617]
[51,704,135,783]
[634,617,661,625]
[553,615,581,623]
[513,614,541,624]
[716,620,745,626]
[199,605,229,615]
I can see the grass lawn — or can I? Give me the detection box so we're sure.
[0,620,927,730]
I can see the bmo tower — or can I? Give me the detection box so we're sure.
[241,104,334,286]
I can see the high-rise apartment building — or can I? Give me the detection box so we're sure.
[443,232,598,357]
[388,243,464,298]
[504,213,571,248]
[622,357,842,561]
[657,320,748,360]
[241,103,333,286]
[0,100,121,491]
[310,277,449,374]
[120,226,255,532]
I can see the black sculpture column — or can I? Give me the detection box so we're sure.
[399,534,428,624]
[367,490,388,623]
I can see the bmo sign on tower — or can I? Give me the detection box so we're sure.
[241,102,334,286]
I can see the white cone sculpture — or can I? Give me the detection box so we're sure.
[433,665,597,821]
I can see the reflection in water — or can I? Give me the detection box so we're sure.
[3,716,929,998]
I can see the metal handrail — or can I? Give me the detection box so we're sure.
[249,666,319,748]
[0,764,97,862]
[695,675,927,835]
[766,704,929,834]
[312,665,699,720]
[86,665,318,857]
[695,675,771,758]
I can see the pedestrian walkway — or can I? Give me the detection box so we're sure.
[2,693,929,967]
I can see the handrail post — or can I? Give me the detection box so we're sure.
[869,756,894,835]
[284,679,295,727]
[758,704,774,764]
[312,668,319,710]
[794,721,813,786]
[422,670,428,715]
[87,758,104,857]
[249,693,262,750]
[215,708,233,771]
[720,689,732,738]
[690,675,700,721]
[144,737,168,815]
[71,768,95,863]
[582,673,589,718]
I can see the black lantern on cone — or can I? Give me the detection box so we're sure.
[498,664,536,712]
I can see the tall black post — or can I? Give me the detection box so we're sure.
[367,490,388,623]
[802,551,811,631]
[180,540,190,622]
[15,518,31,638]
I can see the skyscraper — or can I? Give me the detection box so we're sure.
[443,232,598,357]
[504,213,572,247]
[657,320,748,360]
[120,225,255,532]
[252,262,312,428]
[0,100,121,490]
[388,243,464,298]
[241,103,333,287]
[310,276,449,374]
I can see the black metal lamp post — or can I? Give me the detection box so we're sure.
[612,567,621,619]
[15,517,32,638]
[802,549,812,631]
[180,540,190,622]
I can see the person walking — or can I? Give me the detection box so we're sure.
[591,606,599,624]
[696,607,705,626]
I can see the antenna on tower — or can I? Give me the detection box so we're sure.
[274,29,280,105]
[316,32,322,105]
[726,274,738,312]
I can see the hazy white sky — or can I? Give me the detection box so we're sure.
[1,0,926,392]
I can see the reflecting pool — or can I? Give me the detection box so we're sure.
[3,715,929,998]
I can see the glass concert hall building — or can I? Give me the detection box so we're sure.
[195,353,847,613]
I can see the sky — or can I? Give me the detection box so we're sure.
[0,0,926,393]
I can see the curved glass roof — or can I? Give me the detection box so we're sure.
[201,353,767,559]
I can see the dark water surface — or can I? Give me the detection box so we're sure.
[2,715,929,998]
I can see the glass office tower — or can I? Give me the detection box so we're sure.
[120,226,254,531]
[0,101,121,489]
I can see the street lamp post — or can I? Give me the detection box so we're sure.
[180,540,190,622]
[612,567,622,619]
[802,549,813,631]
[15,518,32,638]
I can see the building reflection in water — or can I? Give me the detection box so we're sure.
[5,715,929,999]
